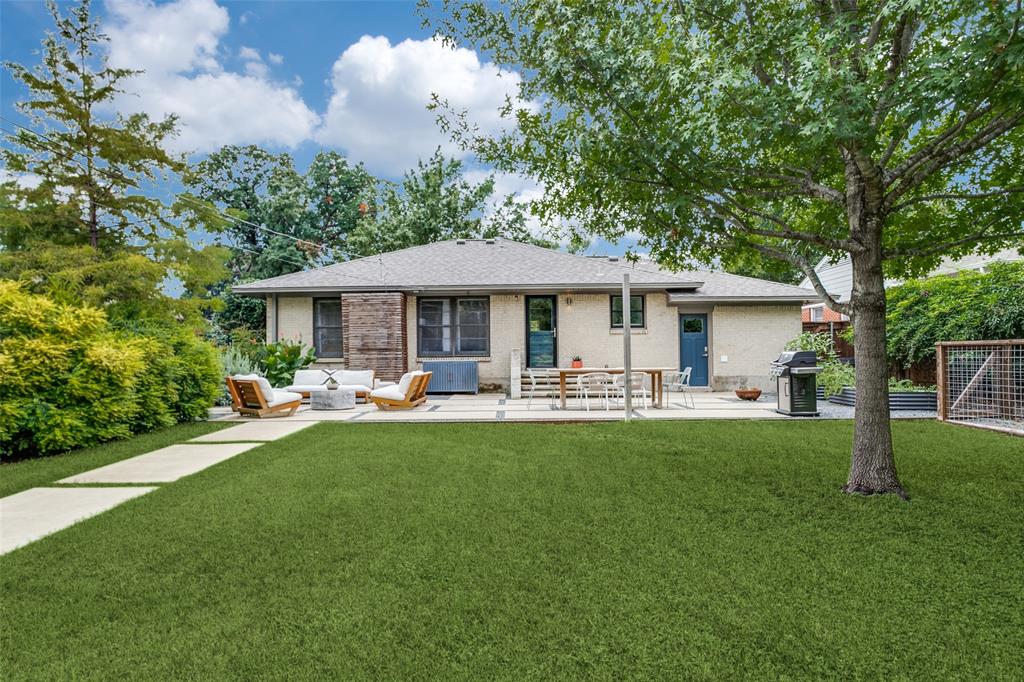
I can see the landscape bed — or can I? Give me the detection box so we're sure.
[1,420,1021,679]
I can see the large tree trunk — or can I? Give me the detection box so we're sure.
[845,243,907,498]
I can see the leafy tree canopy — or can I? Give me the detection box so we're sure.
[0,0,229,329]
[348,148,557,255]
[185,145,376,280]
[430,0,1024,497]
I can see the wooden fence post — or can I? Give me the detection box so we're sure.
[936,343,948,421]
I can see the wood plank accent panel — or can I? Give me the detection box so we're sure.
[341,293,408,381]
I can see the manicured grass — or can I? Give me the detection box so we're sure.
[0,420,232,498]
[1,420,1021,679]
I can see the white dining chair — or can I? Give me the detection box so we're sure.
[661,367,694,408]
[525,368,555,408]
[610,372,649,410]
[576,372,613,411]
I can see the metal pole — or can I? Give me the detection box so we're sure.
[623,274,632,421]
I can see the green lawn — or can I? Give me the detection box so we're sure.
[0,420,232,498]
[2,420,1021,679]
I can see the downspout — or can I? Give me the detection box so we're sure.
[270,294,279,341]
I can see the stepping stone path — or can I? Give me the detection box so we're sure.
[58,443,262,484]
[1,487,156,554]
[189,421,312,442]
[1,423,311,555]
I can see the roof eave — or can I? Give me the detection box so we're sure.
[234,281,703,296]
[668,294,818,304]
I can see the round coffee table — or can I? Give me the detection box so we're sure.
[309,387,356,410]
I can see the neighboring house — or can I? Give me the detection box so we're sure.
[799,248,1023,321]
[234,239,815,392]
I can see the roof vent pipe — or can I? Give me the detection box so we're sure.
[456,239,466,245]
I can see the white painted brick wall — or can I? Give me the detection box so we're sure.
[711,305,801,390]
[555,293,678,369]
[275,294,802,390]
[274,296,313,345]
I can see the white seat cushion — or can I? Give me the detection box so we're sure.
[267,390,302,407]
[284,384,329,393]
[340,369,374,387]
[336,383,372,394]
[369,385,406,401]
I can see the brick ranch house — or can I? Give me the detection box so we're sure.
[234,239,817,392]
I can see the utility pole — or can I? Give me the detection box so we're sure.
[623,274,632,421]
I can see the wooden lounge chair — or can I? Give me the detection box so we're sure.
[368,371,432,410]
[225,376,302,418]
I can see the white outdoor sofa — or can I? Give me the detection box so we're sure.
[284,369,394,403]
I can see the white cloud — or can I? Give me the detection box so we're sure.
[463,169,553,241]
[0,169,42,189]
[316,36,532,175]
[238,46,261,61]
[103,0,318,154]
[268,52,284,65]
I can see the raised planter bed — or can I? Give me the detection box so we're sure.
[827,386,937,410]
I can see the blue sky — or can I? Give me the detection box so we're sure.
[1,0,634,256]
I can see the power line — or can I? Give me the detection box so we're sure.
[2,116,371,261]
[2,115,389,286]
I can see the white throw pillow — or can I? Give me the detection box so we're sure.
[292,369,326,386]
[341,369,374,387]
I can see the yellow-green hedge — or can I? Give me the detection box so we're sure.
[0,281,221,459]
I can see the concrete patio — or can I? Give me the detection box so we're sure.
[214,391,791,423]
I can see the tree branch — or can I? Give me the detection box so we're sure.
[885,112,1024,208]
[889,186,1024,213]
[736,237,852,315]
[884,213,1024,257]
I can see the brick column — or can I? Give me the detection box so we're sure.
[341,292,408,381]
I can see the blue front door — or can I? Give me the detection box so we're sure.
[679,314,709,386]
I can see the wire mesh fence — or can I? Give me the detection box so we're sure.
[937,340,1024,436]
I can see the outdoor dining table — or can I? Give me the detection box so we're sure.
[555,367,671,410]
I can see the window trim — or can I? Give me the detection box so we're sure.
[417,296,491,358]
[610,294,646,329]
[312,297,343,358]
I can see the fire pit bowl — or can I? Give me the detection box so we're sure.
[735,388,762,401]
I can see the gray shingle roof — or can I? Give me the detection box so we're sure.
[233,238,816,302]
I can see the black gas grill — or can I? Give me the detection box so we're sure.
[770,351,822,416]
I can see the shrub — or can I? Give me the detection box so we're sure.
[215,345,259,406]
[0,281,221,459]
[886,262,1024,367]
[263,339,317,388]
[784,331,837,361]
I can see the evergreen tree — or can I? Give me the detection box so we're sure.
[2,0,183,251]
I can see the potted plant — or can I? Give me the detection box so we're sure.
[571,355,583,368]
[735,386,762,401]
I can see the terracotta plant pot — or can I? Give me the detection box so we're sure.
[735,388,762,401]
[571,359,583,368]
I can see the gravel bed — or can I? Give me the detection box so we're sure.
[815,401,936,420]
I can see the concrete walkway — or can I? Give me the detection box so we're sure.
[1,487,156,554]
[3,437,276,555]
[190,421,313,442]
[58,443,262,484]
